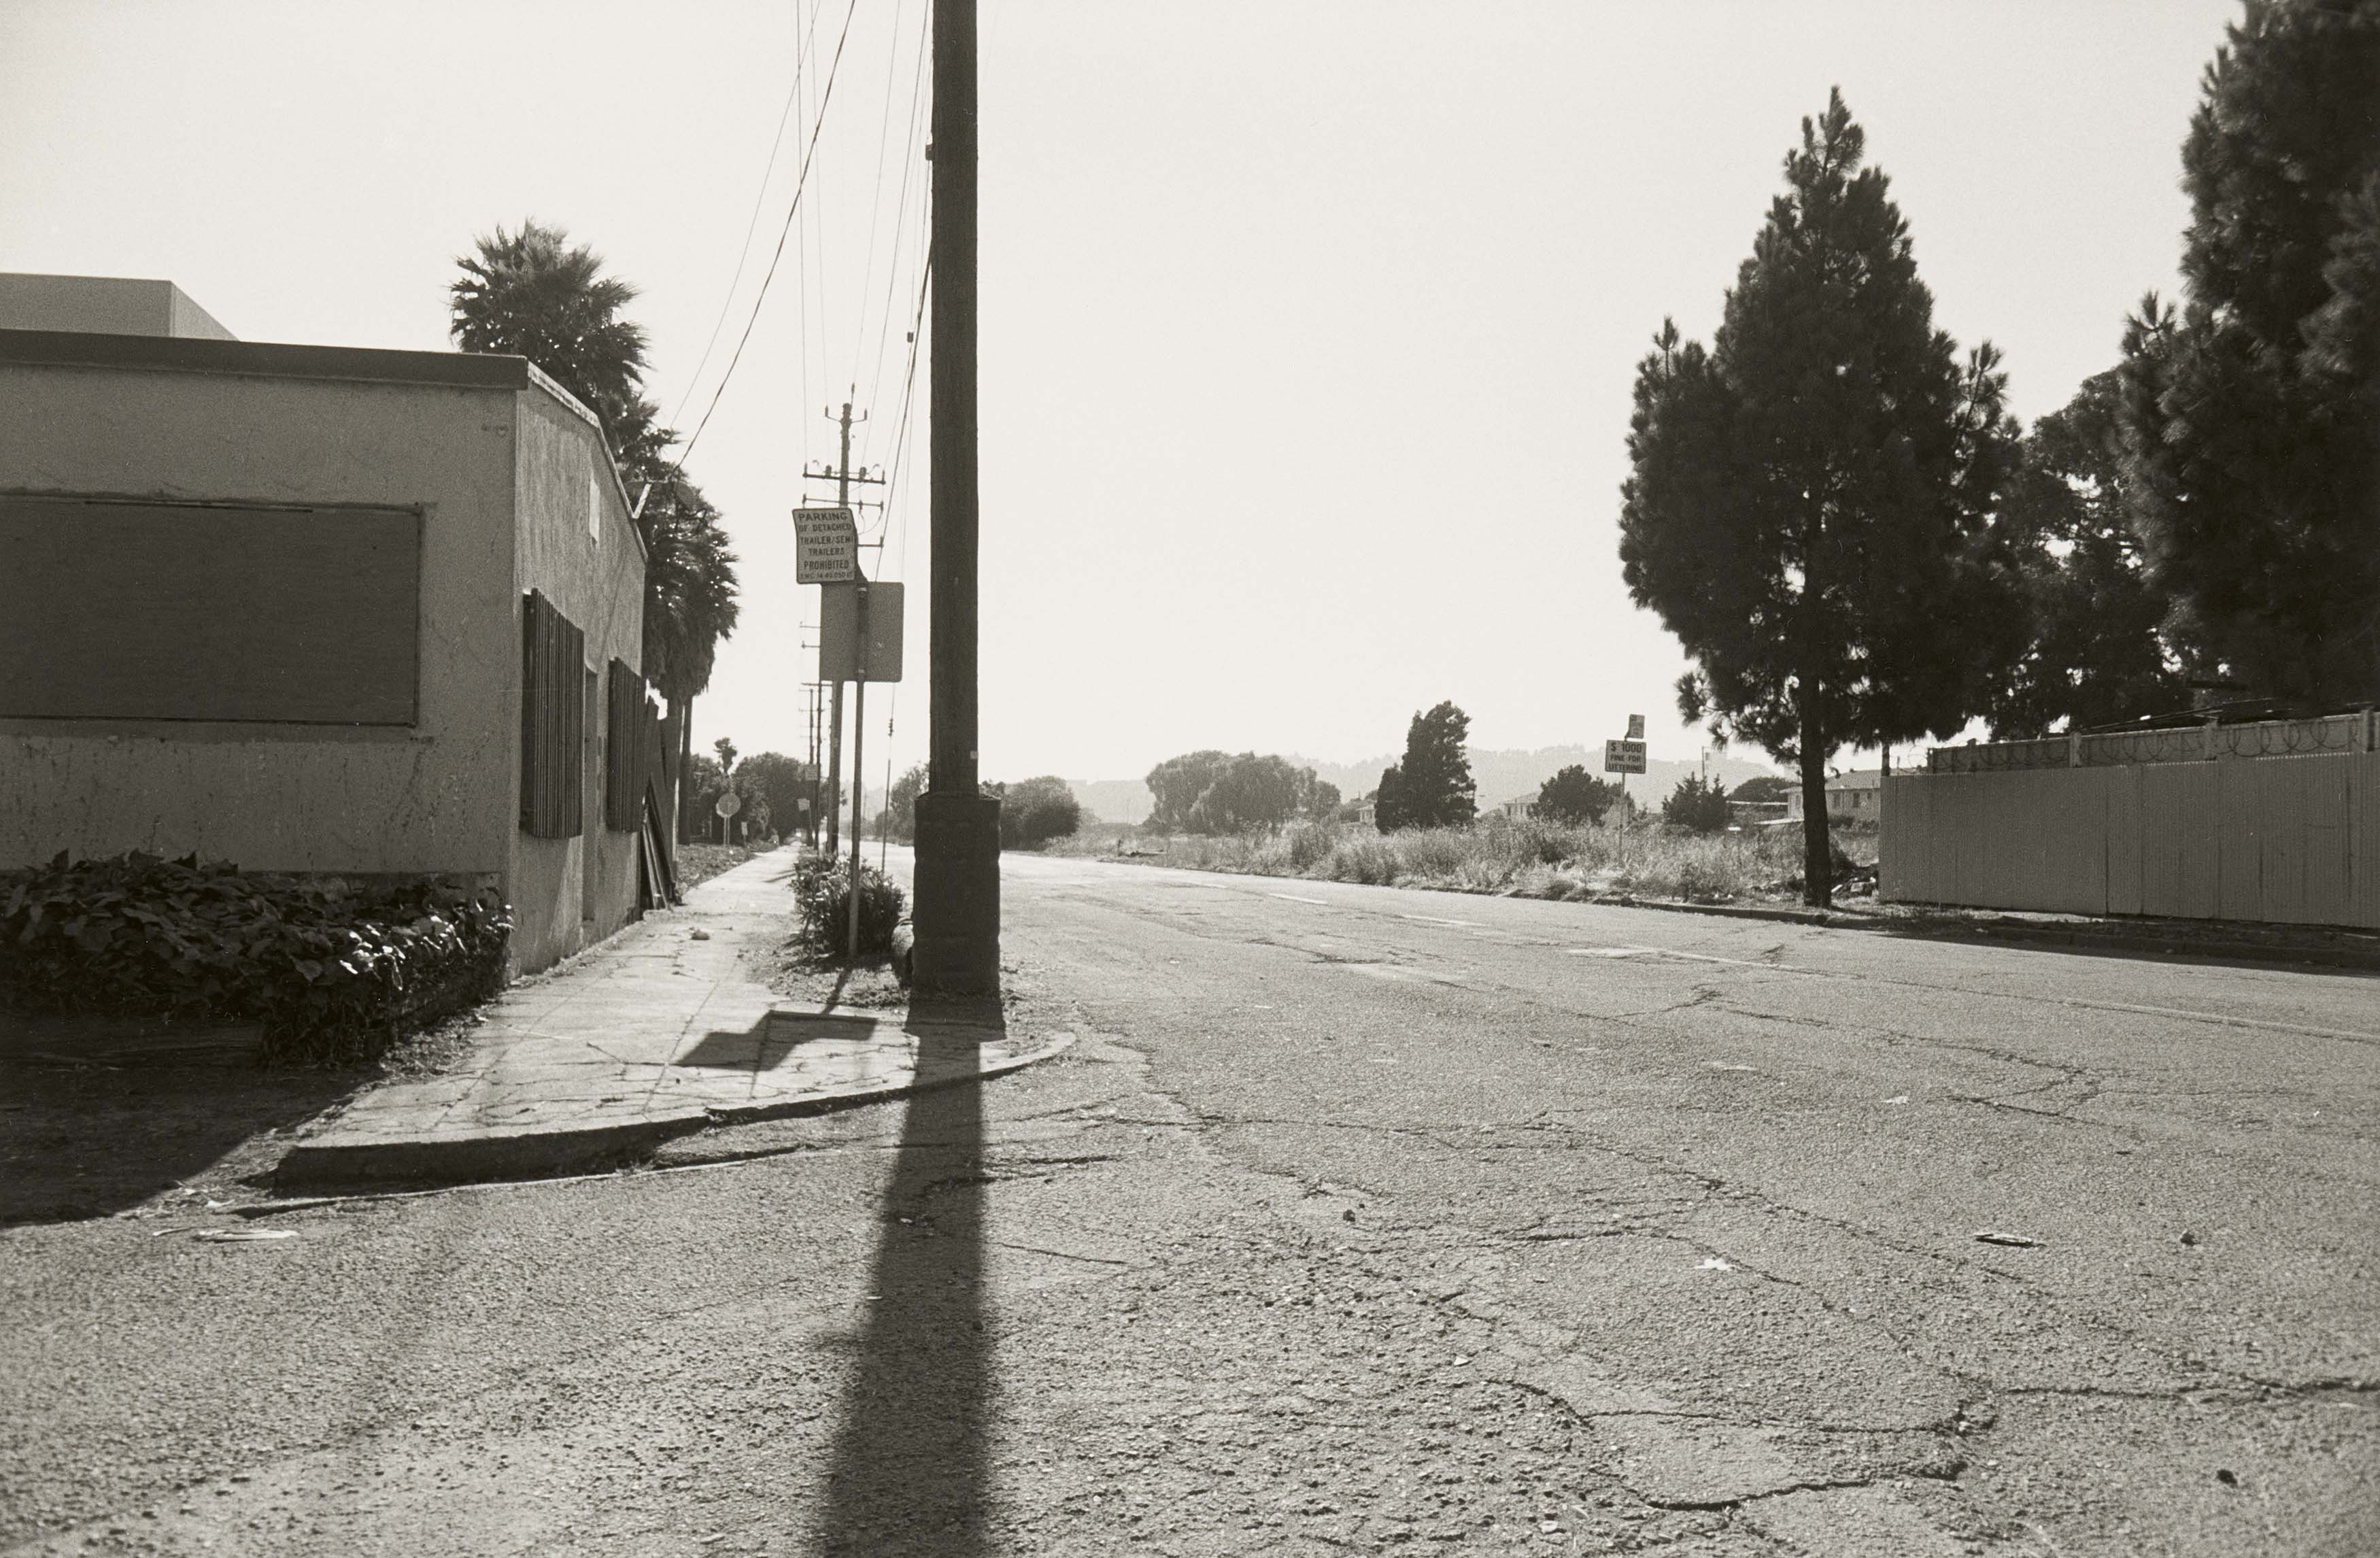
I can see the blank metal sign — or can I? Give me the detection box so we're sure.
[817,580,903,683]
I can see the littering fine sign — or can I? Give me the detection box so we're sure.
[793,508,859,583]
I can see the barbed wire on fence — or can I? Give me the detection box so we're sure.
[1927,713,2373,774]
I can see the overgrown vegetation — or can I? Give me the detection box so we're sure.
[0,852,509,1064]
[1051,816,1870,905]
[789,855,905,958]
[1661,773,1734,834]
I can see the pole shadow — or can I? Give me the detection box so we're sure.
[812,996,999,1556]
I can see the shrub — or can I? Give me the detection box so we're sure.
[0,851,510,1064]
[791,855,905,956]
[1282,818,1338,871]
[991,776,1083,849]
[1536,765,1623,826]
[1661,773,1734,833]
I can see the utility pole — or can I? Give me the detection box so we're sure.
[811,401,885,860]
[912,0,1002,994]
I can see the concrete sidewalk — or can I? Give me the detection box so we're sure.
[277,848,1069,1187]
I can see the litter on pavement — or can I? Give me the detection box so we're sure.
[192,1228,299,1242]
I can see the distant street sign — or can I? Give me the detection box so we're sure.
[713,791,743,818]
[819,580,904,683]
[793,507,859,583]
[1627,713,1646,740]
[1604,738,1648,775]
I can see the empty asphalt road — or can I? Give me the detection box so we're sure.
[5,847,2373,1555]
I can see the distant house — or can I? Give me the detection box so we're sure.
[1490,794,1537,822]
[1350,793,1377,828]
[1784,769,1885,822]
[0,273,666,975]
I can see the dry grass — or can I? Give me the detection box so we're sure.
[1042,815,1875,905]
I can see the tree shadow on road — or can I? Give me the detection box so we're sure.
[812,996,999,1557]
[0,1011,357,1226]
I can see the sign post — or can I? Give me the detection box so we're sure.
[713,788,741,845]
[847,581,870,963]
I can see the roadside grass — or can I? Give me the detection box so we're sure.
[1038,815,1876,905]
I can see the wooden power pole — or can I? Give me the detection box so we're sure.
[911,0,1001,994]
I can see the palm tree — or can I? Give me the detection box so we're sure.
[449,220,649,439]
[450,220,741,843]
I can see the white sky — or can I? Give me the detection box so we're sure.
[2,1,2239,795]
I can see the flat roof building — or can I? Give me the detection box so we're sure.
[0,277,664,974]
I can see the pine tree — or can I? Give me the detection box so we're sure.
[1372,764,1408,834]
[2118,0,2380,704]
[1619,89,2019,907]
[1987,370,2188,735]
[1391,702,1476,830]
[1535,764,1622,826]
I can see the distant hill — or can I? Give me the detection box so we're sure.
[1066,778,1154,825]
[1066,746,1778,825]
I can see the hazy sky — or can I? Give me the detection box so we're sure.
[2,1,2240,794]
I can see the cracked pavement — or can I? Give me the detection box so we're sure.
[3,849,2374,1555]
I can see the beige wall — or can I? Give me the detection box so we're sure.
[0,362,519,878]
[1881,753,2380,929]
[505,388,647,972]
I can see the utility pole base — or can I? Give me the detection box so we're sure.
[910,790,1002,996]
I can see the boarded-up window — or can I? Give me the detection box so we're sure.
[0,495,420,724]
[605,659,655,833]
[520,590,585,838]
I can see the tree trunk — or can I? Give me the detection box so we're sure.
[675,697,696,845]
[1797,692,1833,910]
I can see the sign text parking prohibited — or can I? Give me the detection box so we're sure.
[793,507,859,583]
[1604,739,1647,775]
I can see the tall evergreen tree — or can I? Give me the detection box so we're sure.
[1619,89,2019,907]
[1987,370,2188,736]
[2118,0,2380,704]
[1372,764,1408,834]
[1388,702,1476,830]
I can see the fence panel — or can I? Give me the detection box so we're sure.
[1880,775,1925,902]
[2216,760,2264,921]
[2138,763,2218,919]
[1888,751,2375,928]
[2106,764,2144,916]
[2351,753,2380,930]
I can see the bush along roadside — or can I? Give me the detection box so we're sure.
[0,851,511,1065]
[790,854,905,958]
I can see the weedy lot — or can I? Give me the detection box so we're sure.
[1042,816,1875,906]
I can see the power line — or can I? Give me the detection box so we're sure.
[845,0,915,396]
[863,16,934,463]
[664,0,824,433]
[673,0,862,471]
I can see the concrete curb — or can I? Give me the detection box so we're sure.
[1590,893,2380,972]
[274,1032,1077,1190]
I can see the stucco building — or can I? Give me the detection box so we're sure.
[0,275,666,973]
